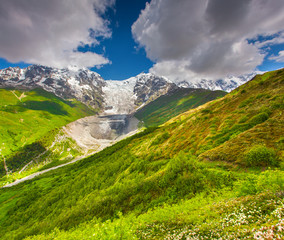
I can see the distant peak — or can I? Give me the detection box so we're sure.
[67,65,87,72]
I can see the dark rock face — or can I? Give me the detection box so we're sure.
[133,74,177,105]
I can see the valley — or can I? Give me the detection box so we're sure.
[0,68,283,239]
[0,66,225,186]
[0,1,283,239]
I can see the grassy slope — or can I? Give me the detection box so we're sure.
[135,88,226,126]
[0,88,96,176]
[0,69,283,240]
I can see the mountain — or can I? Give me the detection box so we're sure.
[0,69,283,240]
[0,65,253,116]
[0,66,178,180]
[103,73,176,114]
[0,65,276,185]
[0,66,176,114]
[177,72,258,92]
[0,65,106,110]
[0,66,181,187]
[135,87,226,127]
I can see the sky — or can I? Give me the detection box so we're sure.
[0,0,283,82]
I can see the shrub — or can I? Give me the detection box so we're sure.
[244,145,278,167]
[151,132,170,145]
[248,112,269,126]
[201,109,212,114]
[239,97,254,108]
[236,169,284,196]
[238,115,248,123]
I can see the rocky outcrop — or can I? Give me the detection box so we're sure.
[133,73,177,105]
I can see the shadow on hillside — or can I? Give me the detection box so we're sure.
[0,142,47,177]
[23,101,69,115]
[1,101,69,115]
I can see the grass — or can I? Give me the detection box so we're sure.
[24,186,284,240]
[0,68,283,239]
[0,88,96,177]
[135,88,226,127]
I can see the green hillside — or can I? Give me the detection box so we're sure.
[135,88,226,126]
[0,69,283,240]
[0,88,96,177]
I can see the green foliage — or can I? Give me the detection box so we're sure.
[238,115,248,123]
[247,112,269,126]
[239,97,254,108]
[25,190,284,240]
[201,109,212,114]
[0,68,283,240]
[235,169,284,196]
[244,145,279,167]
[135,88,226,126]
[151,132,170,145]
[0,88,96,176]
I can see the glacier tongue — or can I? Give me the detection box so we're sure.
[102,78,137,115]
[102,73,175,115]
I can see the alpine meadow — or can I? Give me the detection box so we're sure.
[0,0,284,239]
[0,69,283,239]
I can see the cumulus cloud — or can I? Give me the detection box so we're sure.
[132,0,284,83]
[269,51,284,62]
[0,0,115,68]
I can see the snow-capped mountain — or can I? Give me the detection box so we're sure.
[103,73,176,114]
[177,73,258,92]
[0,65,176,114]
[0,65,257,114]
[0,65,105,109]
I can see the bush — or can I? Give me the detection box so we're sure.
[244,145,278,167]
[151,132,170,145]
[201,109,212,114]
[239,97,254,108]
[248,112,269,126]
[236,169,284,196]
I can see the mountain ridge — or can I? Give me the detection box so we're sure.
[0,65,176,113]
[0,65,256,114]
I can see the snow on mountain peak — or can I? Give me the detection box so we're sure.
[102,73,176,115]
[0,65,105,109]
[0,64,258,115]
[176,72,261,92]
[67,65,83,72]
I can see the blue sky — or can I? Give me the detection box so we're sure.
[89,0,153,80]
[0,0,283,82]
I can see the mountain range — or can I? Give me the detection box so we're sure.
[0,68,283,240]
[0,65,176,113]
[0,65,254,114]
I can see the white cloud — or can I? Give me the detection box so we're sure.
[132,0,284,83]
[269,50,284,62]
[254,32,284,48]
[0,0,115,68]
